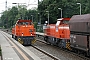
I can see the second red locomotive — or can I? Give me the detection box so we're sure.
[43,18,71,50]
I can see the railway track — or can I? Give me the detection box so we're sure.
[36,37,90,60]
[26,39,59,60]
[31,45,59,60]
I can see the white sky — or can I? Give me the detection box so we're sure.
[0,0,39,14]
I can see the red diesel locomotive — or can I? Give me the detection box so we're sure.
[43,18,71,50]
[12,19,36,45]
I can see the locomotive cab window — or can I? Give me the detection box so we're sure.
[18,22,30,25]
[22,22,28,25]
[62,20,69,24]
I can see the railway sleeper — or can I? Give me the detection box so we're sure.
[71,47,90,57]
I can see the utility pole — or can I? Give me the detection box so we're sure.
[77,3,81,15]
[5,0,7,10]
[46,11,49,25]
[58,8,62,18]
[31,15,33,22]
[38,0,39,4]
[38,0,39,8]
[5,0,8,28]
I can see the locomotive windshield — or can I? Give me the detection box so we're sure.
[62,20,69,24]
[56,18,69,25]
[56,20,69,26]
[18,22,32,25]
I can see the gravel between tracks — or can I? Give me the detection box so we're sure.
[26,46,54,60]
[34,40,85,60]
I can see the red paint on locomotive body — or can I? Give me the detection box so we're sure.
[44,18,70,39]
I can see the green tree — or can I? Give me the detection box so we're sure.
[38,0,90,24]
[0,5,38,29]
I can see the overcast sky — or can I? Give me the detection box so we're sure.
[0,0,39,14]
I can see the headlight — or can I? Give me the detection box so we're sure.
[22,33,23,36]
[31,33,32,35]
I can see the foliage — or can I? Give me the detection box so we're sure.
[0,6,38,29]
[38,0,90,24]
[0,0,90,31]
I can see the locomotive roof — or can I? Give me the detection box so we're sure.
[69,14,90,22]
[17,20,32,23]
[57,18,70,21]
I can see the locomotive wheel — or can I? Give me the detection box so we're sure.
[44,37,47,41]
[12,34,13,38]
[15,36,17,40]
[57,41,62,48]
[44,37,48,42]
[18,38,23,44]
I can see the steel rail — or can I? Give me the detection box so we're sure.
[32,45,60,60]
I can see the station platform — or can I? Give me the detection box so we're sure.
[36,32,44,36]
[0,30,41,60]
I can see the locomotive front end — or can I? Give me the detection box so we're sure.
[12,19,36,45]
